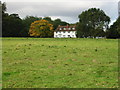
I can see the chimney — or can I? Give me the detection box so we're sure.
[67,24,69,28]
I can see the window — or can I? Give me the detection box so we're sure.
[63,35,65,37]
[68,28,71,30]
[58,34,62,38]
[59,28,62,30]
[64,28,66,30]
[68,35,71,38]
[68,31,70,33]
[63,31,65,33]
[72,28,75,30]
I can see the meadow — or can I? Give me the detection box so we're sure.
[2,38,118,88]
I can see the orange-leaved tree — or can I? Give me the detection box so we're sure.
[29,19,54,37]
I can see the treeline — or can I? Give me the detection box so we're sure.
[2,2,120,38]
[2,2,69,37]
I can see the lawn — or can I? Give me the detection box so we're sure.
[2,38,118,88]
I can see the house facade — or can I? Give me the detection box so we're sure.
[54,25,76,38]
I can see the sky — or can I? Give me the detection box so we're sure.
[1,0,120,25]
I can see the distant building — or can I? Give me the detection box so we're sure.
[54,25,76,38]
[119,1,120,16]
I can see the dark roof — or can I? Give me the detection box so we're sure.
[55,25,76,31]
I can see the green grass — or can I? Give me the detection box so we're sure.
[2,38,118,88]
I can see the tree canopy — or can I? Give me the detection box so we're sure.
[43,17,69,30]
[2,13,24,37]
[53,19,69,30]
[77,8,110,38]
[2,2,24,37]
[2,2,6,13]
[29,19,54,37]
[20,16,42,37]
[106,16,120,38]
[43,17,52,22]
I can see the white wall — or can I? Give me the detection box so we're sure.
[54,31,76,38]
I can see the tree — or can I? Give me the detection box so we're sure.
[20,16,42,37]
[29,19,54,37]
[40,17,69,30]
[2,2,24,37]
[2,2,6,13]
[42,17,69,30]
[76,22,90,38]
[2,13,24,37]
[2,2,8,20]
[43,17,52,22]
[53,18,69,30]
[77,8,110,38]
[106,16,120,38]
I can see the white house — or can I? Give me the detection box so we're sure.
[54,25,77,38]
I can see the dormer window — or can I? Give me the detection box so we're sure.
[72,28,75,30]
[64,28,66,30]
[68,28,71,30]
[59,28,62,30]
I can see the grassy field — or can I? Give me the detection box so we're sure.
[2,38,118,88]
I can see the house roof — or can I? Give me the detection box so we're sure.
[55,25,76,31]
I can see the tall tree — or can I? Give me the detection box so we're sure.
[2,2,8,20]
[77,8,110,38]
[106,16,120,38]
[2,2,24,37]
[2,13,24,37]
[2,2,6,13]
[2,2,8,18]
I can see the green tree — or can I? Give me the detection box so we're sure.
[106,16,120,38]
[2,13,24,37]
[2,2,24,37]
[20,16,42,37]
[42,17,69,30]
[77,8,110,38]
[43,17,52,23]
[53,18,69,30]
[2,2,8,18]
[2,2,6,13]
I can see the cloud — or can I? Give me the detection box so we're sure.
[2,0,120,24]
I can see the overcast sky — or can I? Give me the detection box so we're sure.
[2,0,120,25]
